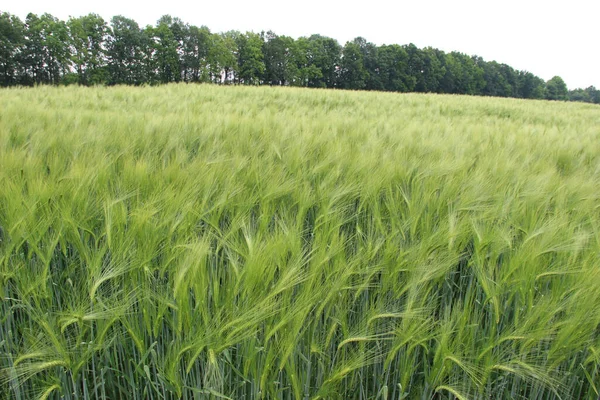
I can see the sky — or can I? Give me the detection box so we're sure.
[5,0,599,89]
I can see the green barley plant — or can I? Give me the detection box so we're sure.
[1,84,599,399]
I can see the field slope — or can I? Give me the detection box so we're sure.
[1,85,600,399]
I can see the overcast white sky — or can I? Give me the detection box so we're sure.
[5,0,599,89]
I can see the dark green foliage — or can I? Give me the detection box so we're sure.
[569,86,600,104]
[0,10,596,104]
[413,47,446,93]
[352,37,380,90]
[301,34,341,88]
[478,60,519,98]
[209,31,238,84]
[439,52,485,95]
[181,24,211,82]
[262,31,302,86]
[376,44,415,92]
[107,16,151,85]
[236,32,265,85]
[517,71,546,99]
[545,76,569,101]
[151,15,183,84]
[0,12,25,86]
[338,41,367,90]
[67,14,109,85]
[20,13,71,85]
[569,87,592,103]
[586,86,600,103]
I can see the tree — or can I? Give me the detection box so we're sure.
[545,76,568,101]
[517,71,545,99]
[338,41,367,90]
[476,59,515,98]
[20,13,71,85]
[107,16,149,85]
[0,12,25,86]
[569,88,591,103]
[301,34,341,88]
[150,15,183,83]
[404,44,445,93]
[43,14,71,84]
[20,13,45,84]
[376,44,415,92]
[440,52,485,95]
[262,31,301,86]
[181,24,211,82]
[585,86,600,104]
[208,31,238,84]
[236,32,264,85]
[3,9,594,100]
[416,47,445,92]
[67,14,109,85]
[568,86,599,104]
[351,37,380,90]
[293,37,322,87]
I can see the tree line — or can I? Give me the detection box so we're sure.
[1,11,599,104]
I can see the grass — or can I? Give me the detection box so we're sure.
[0,84,599,399]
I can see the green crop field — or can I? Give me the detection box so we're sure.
[1,85,600,399]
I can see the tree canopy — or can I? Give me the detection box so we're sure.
[0,11,597,104]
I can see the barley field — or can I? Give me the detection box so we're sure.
[1,85,600,399]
